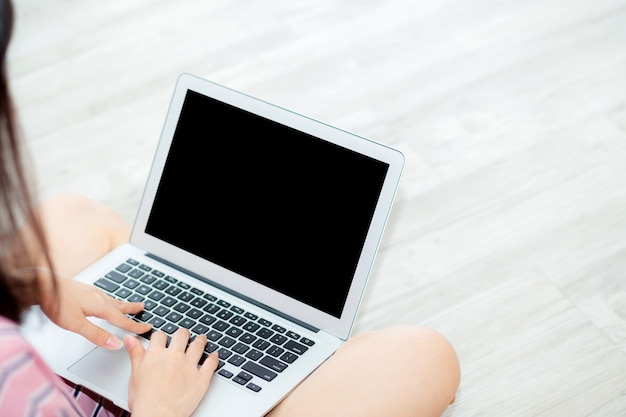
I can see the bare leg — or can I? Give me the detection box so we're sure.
[25,194,461,417]
[28,193,131,279]
[267,325,460,417]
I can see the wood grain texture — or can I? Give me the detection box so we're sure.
[7,0,626,415]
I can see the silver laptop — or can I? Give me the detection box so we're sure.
[22,73,404,416]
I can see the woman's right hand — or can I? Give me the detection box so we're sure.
[124,329,219,417]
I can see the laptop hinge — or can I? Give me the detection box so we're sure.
[145,253,320,333]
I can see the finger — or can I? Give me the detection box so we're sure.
[76,318,124,350]
[124,335,145,374]
[199,351,220,381]
[169,328,191,351]
[185,334,207,363]
[110,298,146,314]
[96,303,152,335]
[148,330,168,348]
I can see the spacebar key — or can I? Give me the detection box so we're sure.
[242,361,277,381]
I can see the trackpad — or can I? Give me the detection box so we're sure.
[68,347,131,401]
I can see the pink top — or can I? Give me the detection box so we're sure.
[0,315,126,417]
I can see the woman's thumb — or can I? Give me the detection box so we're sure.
[124,335,145,370]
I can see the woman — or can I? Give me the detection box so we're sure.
[0,1,460,416]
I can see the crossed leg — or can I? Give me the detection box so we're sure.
[31,193,461,417]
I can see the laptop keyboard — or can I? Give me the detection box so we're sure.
[93,258,315,393]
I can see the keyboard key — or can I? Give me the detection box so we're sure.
[187,308,203,319]
[257,328,274,339]
[246,383,262,392]
[252,340,270,351]
[154,280,169,290]
[199,315,216,326]
[286,331,300,340]
[229,316,247,327]
[148,291,165,301]
[128,293,145,303]
[205,342,219,353]
[242,361,277,382]
[134,311,153,322]
[140,275,156,285]
[179,318,196,329]
[229,355,246,367]
[203,303,220,314]
[115,288,132,299]
[115,263,132,273]
[243,322,260,333]
[230,306,245,315]
[123,279,140,289]
[149,317,165,328]
[153,306,170,316]
[135,285,152,295]
[174,302,190,313]
[106,271,127,283]
[161,296,177,307]
[203,293,217,302]
[271,324,286,333]
[260,356,288,373]
[94,278,119,293]
[165,312,183,323]
[191,324,209,334]
[165,286,182,296]
[190,297,207,308]
[239,333,257,345]
[269,334,287,345]
[207,330,222,341]
[245,349,263,361]
[300,337,315,346]
[178,292,194,302]
[217,348,232,360]
[232,343,249,354]
[212,321,229,331]
[218,369,233,379]
[218,336,236,348]
[128,269,145,279]
[226,327,243,338]
[266,346,284,357]
[280,352,298,364]
[162,323,179,334]
[244,312,258,321]
[284,340,309,355]
[217,310,233,320]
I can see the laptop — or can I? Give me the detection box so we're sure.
[22,73,404,416]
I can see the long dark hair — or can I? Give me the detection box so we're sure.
[0,0,54,323]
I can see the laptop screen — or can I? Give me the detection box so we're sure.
[145,89,389,319]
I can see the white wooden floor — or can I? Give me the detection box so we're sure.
[8,0,626,415]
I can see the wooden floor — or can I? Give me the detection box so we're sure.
[8,0,626,415]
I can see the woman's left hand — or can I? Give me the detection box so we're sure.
[40,277,152,349]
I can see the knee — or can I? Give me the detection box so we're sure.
[401,325,460,403]
[352,325,460,405]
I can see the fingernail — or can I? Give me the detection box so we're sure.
[105,336,123,350]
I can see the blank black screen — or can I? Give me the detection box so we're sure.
[145,90,389,318]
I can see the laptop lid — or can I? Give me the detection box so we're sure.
[131,73,404,340]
